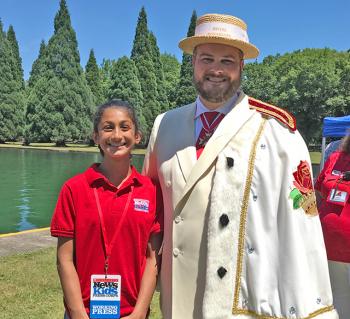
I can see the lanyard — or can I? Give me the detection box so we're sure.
[93,186,133,278]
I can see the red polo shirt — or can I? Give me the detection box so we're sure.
[51,164,162,316]
[315,151,350,262]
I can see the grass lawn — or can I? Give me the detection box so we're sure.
[310,152,321,164]
[0,247,161,319]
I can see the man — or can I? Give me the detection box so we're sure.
[143,13,338,319]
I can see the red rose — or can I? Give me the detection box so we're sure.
[293,160,313,194]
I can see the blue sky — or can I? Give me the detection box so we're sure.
[0,0,349,80]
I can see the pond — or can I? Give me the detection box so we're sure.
[0,148,144,234]
[0,148,321,234]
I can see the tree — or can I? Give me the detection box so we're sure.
[131,7,160,140]
[100,58,114,102]
[0,20,25,142]
[85,49,104,105]
[108,56,146,140]
[26,0,94,146]
[7,25,25,89]
[160,53,180,108]
[242,58,278,103]
[149,31,169,112]
[28,40,47,88]
[243,49,350,145]
[174,10,197,107]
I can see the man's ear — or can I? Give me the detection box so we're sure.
[192,51,196,67]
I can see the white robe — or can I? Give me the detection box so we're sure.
[143,93,338,319]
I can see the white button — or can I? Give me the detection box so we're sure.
[175,216,182,224]
[166,181,171,187]
[173,248,180,257]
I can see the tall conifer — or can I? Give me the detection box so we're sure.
[131,7,159,140]
[100,58,114,102]
[149,32,169,112]
[7,25,25,89]
[175,10,197,106]
[28,40,47,88]
[26,0,94,145]
[161,53,181,108]
[108,56,146,138]
[85,49,103,104]
[0,20,25,142]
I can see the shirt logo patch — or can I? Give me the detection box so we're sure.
[133,199,150,213]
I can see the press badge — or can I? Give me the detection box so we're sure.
[90,275,121,319]
[327,189,349,206]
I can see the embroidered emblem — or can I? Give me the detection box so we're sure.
[133,199,150,213]
[290,161,318,215]
[197,131,214,148]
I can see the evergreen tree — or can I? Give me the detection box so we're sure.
[7,25,25,89]
[28,40,47,88]
[100,58,114,102]
[85,49,104,104]
[149,31,169,112]
[175,10,197,106]
[25,40,47,145]
[0,20,25,142]
[161,53,181,108]
[26,0,94,146]
[131,7,160,140]
[108,56,146,139]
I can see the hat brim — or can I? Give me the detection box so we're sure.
[178,35,259,60]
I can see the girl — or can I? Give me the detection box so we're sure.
[51,100,162,319]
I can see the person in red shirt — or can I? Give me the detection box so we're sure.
[51,99,162,319]
[315,133,350,261]
[315,132,350,319]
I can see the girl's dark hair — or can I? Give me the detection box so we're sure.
[93,99,140,134]
[341,130,350,154]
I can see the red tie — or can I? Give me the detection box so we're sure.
[196,111,225,158]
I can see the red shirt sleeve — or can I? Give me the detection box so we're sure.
[150,183,164,235]
[315,152,338,191]
[50,183,76,238]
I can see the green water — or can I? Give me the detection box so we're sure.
[0,148,144,234]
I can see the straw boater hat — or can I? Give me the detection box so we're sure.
[178,13,259,59]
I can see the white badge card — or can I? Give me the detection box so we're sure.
[332,170,342,176]
[90,275,121,319]
[327,189,349,206]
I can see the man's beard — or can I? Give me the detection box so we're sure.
[193,73,241,104]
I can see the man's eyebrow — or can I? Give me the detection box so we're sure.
[222,54,237,59]
[198,53,237,59]
[198,53,213,57]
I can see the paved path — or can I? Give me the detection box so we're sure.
[0,228,57,257]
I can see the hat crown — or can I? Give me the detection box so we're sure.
[196,14,247,31]
[194,13,249,44]
[178,13,259,59]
